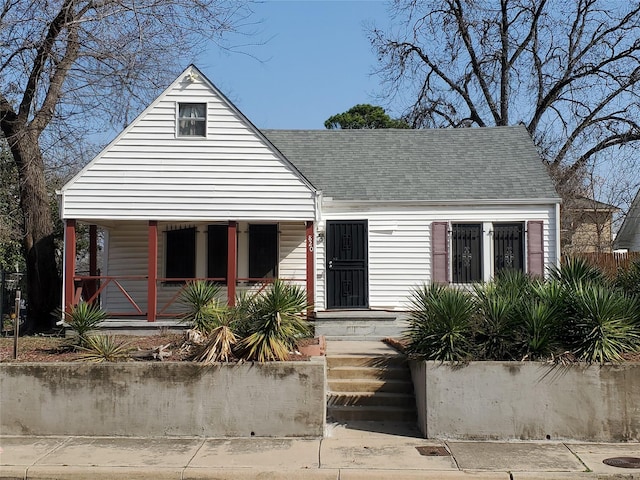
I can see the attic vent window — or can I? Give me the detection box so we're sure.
[178,103,206,137]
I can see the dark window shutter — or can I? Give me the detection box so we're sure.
[249,224,278,279]
[165,227,196,280]
[527,221,544,277]
[431,222,449,283]
[207,225,228,283]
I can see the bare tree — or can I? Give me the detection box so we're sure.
[371,0,640,188]
[0,0,254,332]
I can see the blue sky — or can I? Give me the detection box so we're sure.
[193,0,395,129]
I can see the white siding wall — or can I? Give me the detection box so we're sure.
[102,221,306,316]
[62,75,315,221]
[315,202,558,311]
[278,222,307,288]
[102,222,148,315]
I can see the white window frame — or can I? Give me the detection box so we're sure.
[176,102,207,138]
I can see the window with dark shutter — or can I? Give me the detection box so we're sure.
[165,227,196,280]
[452,223,482,283]
[207,225,228,283]
[493,223,524,273]
[249,224,278,279]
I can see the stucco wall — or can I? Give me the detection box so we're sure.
[411,361,640,442]
[0,360,325,437]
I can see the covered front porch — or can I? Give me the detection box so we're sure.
[63,219,315,323]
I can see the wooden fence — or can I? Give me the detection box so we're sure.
[563,252,640,278]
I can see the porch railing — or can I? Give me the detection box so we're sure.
[72,275,305,320]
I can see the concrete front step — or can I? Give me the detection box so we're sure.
[327,405,417,422]
[328,365,411,381]
[313,311,408,340]
[328,378,414,394]
[326,354,408,369]
[325,344,417,424]
[328,392,415,408]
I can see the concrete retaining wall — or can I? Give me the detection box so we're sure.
[411,360,640,442]
[0,360,326,437]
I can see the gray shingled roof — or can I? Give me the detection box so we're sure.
[262,125,559,202]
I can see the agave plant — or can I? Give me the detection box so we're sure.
[237,280,311,362]
[78,335,131,362]
[405,283,476,362]
[179,281,225,334]
[62,301,109,347]
[569,283,640,363]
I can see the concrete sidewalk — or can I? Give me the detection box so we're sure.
[2,422,640,480]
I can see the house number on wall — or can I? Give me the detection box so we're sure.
[307,234,314,252]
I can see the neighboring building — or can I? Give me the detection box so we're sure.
[562,196,619,254]
[614,188,640,251]
[59,65,561,321]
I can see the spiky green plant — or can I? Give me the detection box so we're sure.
[193,323,237,363]
[493,268,539,299]
[614,259,640,298]
[179,281,224,334]
[569,283,640,363]
[78,335,131,362]
[518,300,560,360]
[62,301,109,347]
[473,283,520,360]
[406,283,477,362]
[550,257,607,287]
[237,280,311,362]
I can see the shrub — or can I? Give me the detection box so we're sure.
[406,284,477,362]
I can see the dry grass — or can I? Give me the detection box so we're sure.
[0,333,184,363]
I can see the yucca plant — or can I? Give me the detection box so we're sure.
[62,301,109,347]
[179,281,224,334]
[193,323,237,363]
[569,283,640,363]
[473,283,520,360]
[614,259,640,298]
[493,268,538,298]
[517,300,560,360]
[236,280,311,362]
[405,283,477,362]
[78,335,131,362]
[550,257,607,287]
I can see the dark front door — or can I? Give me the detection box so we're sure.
[326,220,368,309]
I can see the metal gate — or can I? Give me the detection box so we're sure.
[326,221,368,309]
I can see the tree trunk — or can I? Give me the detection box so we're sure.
[7,130,60,333]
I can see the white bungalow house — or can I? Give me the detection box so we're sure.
[59,65,561,324]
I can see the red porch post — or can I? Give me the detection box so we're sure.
[87,224,98,300]
[306,221,315,311]
[147,221,158,322]
[227,221,237,306]
[64,219,76,313]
